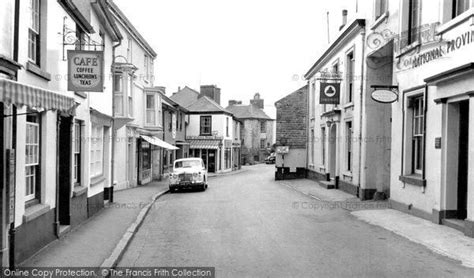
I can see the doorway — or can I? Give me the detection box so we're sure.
[58,115,72,226]
[329,124,337,178]
[208,150,216,173]
[457,100,469,219]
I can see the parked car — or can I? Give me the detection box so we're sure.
[169,158,208,192]
[265,153,276,164]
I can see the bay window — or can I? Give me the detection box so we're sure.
[146,93,156,125]
[114,74,124,116]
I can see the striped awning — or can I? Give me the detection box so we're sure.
[0,78,77,115]
[188,139,220,150]
[140,135,179,150]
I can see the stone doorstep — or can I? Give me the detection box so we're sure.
[319,180,335,189]
[442,218,465,233]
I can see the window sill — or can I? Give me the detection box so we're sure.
[90,175,106,186]
[399,174,426,187]
[73,185,88,197]
[26,62,51,81]
[23,203,51,223]
[344,102,354,109]
[74,91,87,98]
[371,11,389,30]
[396,41,420,58]
[436,7,474,36]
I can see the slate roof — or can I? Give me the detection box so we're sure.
[275,85,308,105]
[225,104,273,120]
[186,96,232,114]
[169,86,200,108]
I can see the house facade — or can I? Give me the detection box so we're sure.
[107,0,163,189]
[0,0,124,266]
[171,85,241,173]
[275,85,308,180]
[305,6,392,200]
[388,0,474,237]
[160,89,188,176]
[226,93,274,165]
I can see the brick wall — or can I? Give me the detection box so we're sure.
[275,85,308,148]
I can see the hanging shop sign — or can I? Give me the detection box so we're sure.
[320,83,340,104]
[371,85,399,104]
[68,50,104,92]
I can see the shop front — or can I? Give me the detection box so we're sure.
[188,139,221,173]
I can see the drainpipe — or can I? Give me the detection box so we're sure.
[357,29,366,199]
[55,116,62,237]
[110,40,122,202]
[9,0,20,269]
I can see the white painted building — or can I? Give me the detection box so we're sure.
[107,1,163,190]
[305,1,396,200]
[388,0,474,237]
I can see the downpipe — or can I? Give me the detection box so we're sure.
[357,29,366,199]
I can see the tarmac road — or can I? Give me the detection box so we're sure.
[118,164,474,277]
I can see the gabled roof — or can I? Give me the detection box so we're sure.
[186,96,232,114]
[304,19,365,79]
[226,104,272,120]
[169,86,200,108]
[107,0,157,57]
[275,85,308,105]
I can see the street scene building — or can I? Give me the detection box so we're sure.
[226,93,275,165]
[275,85,308,180]
[1,0,474,275]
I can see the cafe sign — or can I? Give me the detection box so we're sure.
[68,50,104,92]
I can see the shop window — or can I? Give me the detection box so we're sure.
[142,142,151,169]
[146,93,156,125]
[25,111,40,202]
[90,124,104,177]
[200,116,212,135]
[73,120,82,186]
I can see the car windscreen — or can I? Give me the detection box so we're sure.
[174,160,201,168]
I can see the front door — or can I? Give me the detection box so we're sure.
[329,124,337,178]
[208,150,216,173]
[58,115,72,226]
[457,100,469,219]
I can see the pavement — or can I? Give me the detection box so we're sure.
[282,177,474,270]
[20,180,169,267]
[117,164,474,277]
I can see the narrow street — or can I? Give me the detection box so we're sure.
[118,165,474,277]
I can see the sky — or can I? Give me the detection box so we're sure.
[113,0,356,117]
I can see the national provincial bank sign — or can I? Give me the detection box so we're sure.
[68,50,104,92]
[397,29,474,70]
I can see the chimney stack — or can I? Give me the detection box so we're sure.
[199,85,221,105]
[250,93,264,109]
[228,100,242,106]
[339,9,348,30]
